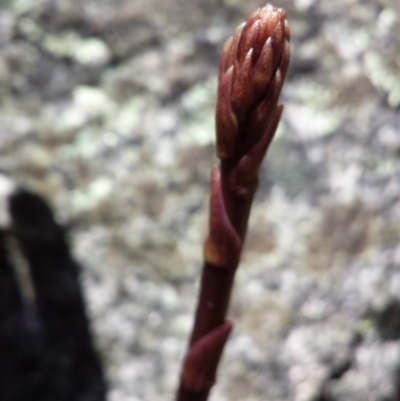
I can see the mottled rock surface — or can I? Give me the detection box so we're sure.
[1,0,400,400]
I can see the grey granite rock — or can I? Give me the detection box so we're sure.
[1,0,400,400]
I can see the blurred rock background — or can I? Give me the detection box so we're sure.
[1,0,400,400]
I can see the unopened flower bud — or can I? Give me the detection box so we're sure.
[216,3,290,160]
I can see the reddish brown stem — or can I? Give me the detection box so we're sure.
[190,264,235,346]
[190,160,254,346]
[176,4,290,400]
[221,160,256,240]
[176,386,209,401]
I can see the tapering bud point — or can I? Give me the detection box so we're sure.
[216,3,290,160]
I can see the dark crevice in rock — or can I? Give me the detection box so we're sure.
[329,359,352,380]
[374,301,400,341]
[315,331,363,401]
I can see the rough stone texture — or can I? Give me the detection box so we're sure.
[1,0,400,400]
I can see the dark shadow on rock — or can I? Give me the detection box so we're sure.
[0,190,107,401]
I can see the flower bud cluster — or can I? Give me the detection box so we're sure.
[216,4,290,159]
